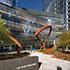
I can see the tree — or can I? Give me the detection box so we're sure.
[56,30,70,50]
[0,19,13,45]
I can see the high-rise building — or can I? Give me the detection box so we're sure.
[62,0,70,30]
[43,0,52,11]
[0,0,13,7]
[46,0,63,15]
[13,0,21,8]
[46,0,70,30]
[68,0,70,29]
[45,0,55,14]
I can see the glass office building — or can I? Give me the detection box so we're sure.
[46,0,70,30]
[68,0,70,29]
[0,0,13,6]
[13,0,20,8]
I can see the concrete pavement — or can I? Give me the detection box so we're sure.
[30,51,70,70]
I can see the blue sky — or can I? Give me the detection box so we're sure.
[0,0,52,10]
[20,0,43,10]
[18,0,52,10]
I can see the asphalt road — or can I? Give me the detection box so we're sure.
[0,56,38,70]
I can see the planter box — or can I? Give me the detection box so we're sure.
[0,56,38,70]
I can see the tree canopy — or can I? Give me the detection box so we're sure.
[56,30,70,47]
[0,19,13,45]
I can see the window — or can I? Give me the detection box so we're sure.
[1,13,21,23]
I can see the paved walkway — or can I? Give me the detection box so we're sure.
[29,52,70,70]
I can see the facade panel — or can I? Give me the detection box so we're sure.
[0,0,13,6]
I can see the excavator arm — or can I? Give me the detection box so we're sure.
[6,33,21,47]
[6,33,21,54]
[34,24,52,50]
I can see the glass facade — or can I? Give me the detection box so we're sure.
[13,0,20,7]
[0,0,13,6]
[47,0,64,15]
[68,0,70,29]
[46,0,70,30]
[44,0,64,40]
[0,4,23,32]
[0,3,47,49]
[0,3,46,35]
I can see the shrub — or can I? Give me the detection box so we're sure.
[0,19,13,45]
[56,30,70,49]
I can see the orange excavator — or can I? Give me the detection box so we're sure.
[6,24,52,55]
[5,24,52,55]
[0,9,52,54]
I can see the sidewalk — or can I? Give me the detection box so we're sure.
[30,51,70,70]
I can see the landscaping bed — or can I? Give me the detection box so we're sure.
[52,50,70,61]
[38,48,70,61]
